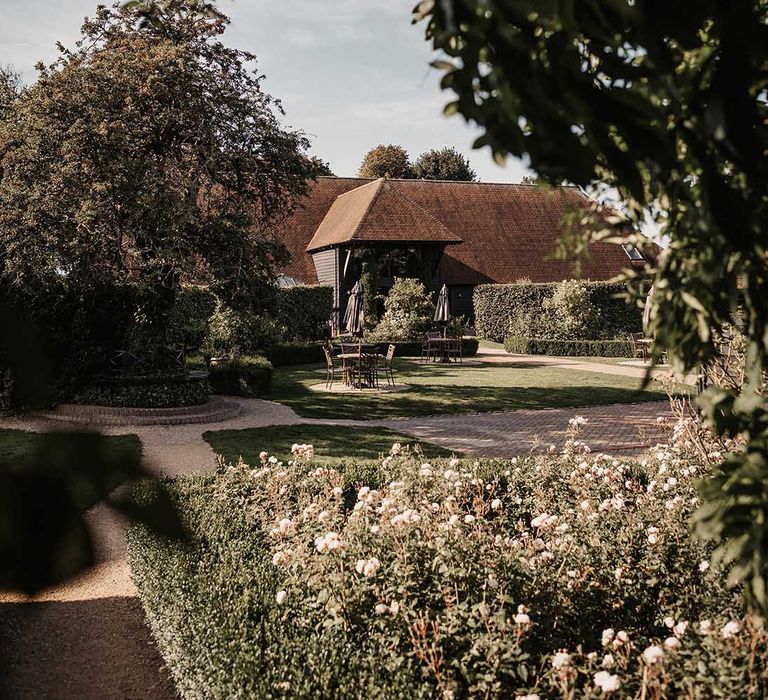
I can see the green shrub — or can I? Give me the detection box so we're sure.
[367,278,435,342]
[504,337,634,357]
[128,421,759,698]
[166,286,216,349]
[269,342,327,367]
[203,302,284,358]
[73,373,210,408]
[276,285,333,341]
[208,356,273,397]
[475,281,641,343]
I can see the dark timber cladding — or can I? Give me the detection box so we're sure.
[271,176,658,319]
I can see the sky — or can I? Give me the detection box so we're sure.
[0,0,532,182]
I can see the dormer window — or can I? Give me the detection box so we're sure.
[622,243,644,261]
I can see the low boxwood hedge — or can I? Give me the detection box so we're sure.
[270,339,480,367]
[127,466,418,700]
[504,336,633,357]
[208,356,273,397]
[73,372,211,408]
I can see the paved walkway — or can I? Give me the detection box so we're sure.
[0,350,674,699]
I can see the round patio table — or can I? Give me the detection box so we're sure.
[337,352,383,388]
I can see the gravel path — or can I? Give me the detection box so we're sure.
[0,351,674,699]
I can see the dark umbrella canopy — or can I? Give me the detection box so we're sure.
[434,284,450,323]
[344,280,365,335]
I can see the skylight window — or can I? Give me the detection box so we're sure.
[622,244,644,261]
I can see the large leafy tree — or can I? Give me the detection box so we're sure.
[416,1,768,609]
[0,1,314,328]
[413,146,477,181]
[358,144,413,179]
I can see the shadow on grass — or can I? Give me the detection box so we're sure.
[272,363,667,420]
[0,597,176,700]
[204,424,457,466]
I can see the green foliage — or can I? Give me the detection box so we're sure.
[203,302,283,358]
[358,144,413,179]
[275,285,333,341]
[208,355,272,397]
[0,1,314,380]
[165,286,216,349]
[129,426,759,698]
[416,0,768,610]
[268,342,327,367]
[367,278,436,342]
[412,146,476,181]
[73,373,210,408]
[504,337,633,358]
[474,281,640,343]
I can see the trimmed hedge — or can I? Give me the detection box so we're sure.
[73,372,211,408]
[127,466,416,700]
[504,337,634,357]
[269,338,480,367]
[276,285,333,342]
[474,281,641,343]
[208,356,273,397]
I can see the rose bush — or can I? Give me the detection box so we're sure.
[129,413,766,698]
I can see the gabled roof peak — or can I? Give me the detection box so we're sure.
[307,177,462,252]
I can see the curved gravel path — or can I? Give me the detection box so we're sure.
[0,351,673,699]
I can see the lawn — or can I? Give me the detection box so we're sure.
[204,424,458,465]
[271,358,668,420]
[0,429,142,509]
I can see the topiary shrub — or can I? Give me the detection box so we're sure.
[275,285,333,341]
[73,372,210,408]
[367,278,436,342]
[208,355,273,397]
[474,281,642,343]
[504,337,634,357]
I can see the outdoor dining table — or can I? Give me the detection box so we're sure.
[337,351,384,388]
[427,336,458,363]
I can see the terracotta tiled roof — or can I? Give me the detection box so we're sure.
[274,177,658,286]
[307,178,462,252]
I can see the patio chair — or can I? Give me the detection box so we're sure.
[629,332,647,361]
[379,344,396,386]
[446,335,463,363]
[422,331,441,363]
[322,347,345,389]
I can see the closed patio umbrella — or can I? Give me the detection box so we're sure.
[434,284,450,322]
[434,284,450,336]
[344,280,365,336]
[642,284,655,335]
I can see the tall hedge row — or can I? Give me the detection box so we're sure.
[473,281,641,343]
[276,285,333,342]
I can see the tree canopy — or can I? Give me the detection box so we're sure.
[0,1,314,317]
[416,0,768,610]
[358,144,413,179]
[413,146,476,181]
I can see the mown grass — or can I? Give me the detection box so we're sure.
[204,424,458,466]
[271,358,668,420]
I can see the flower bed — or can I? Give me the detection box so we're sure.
[127,422,764,699]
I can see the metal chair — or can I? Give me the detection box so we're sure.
[379,344,396,386]
[323,347,345,389]
[447,335,463,363]
[629,332,647,361]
